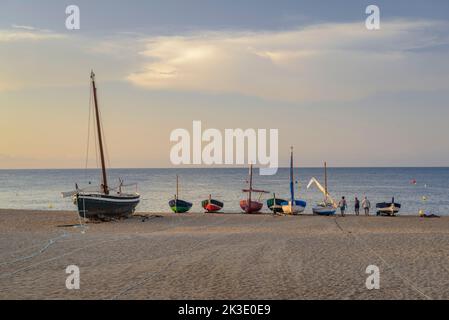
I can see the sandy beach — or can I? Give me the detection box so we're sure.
[0,209,448,300]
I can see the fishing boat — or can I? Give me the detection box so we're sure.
[169,175,192,213]
[307,162,337,216]
[62,71,140,220]
[281,147,307,215]
[240,164,269,214]
[267,194,286,213]
[201,195,224,213]
[376,197,401,216]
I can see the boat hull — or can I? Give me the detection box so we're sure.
[201,199,224,213]
[312,205,336,216]
[376,203,401,216]
[240,200,263,214]
[169,199,193,213]
[75,193,140,219]
[282,200,307,215]
[266,198,287,213]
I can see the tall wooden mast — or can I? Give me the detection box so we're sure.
[91,70,109,195]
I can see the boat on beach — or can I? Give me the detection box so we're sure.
[169,175,192,213]
[62,71,140,220]
[281,147,307,215]
[267,194,287,213]
[307,162,337,216]
[376,197,401,216]
[240,164,269,214]
[201,195,224,213]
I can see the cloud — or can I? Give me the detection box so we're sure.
[127,20,449,102]
[0,28,65,42]
[11,24,37,31]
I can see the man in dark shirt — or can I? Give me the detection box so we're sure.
[355,197,360,216]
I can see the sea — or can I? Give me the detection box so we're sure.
[0,167,448,215]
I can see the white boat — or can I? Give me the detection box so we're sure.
[311,203,337,216]
[307,162,337,216]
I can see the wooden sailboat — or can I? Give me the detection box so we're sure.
[240,164,269,214]
[62,71,140,219]
[281,147,307,215]
[169,175,192,213]
[201,194,224,213]
[307,162,337,216]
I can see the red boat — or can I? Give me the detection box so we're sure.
[239,199,263,213]
[201,195,224,213]
[240,164,269,214]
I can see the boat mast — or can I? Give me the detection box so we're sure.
[290,146,294,203]
[91,71,109,195]
[176,175,179,200]
[324,161,328,202]
[248,164,253,212]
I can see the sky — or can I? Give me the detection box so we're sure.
[1,0,449,169]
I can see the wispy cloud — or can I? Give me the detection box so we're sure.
[0,27,65,42]
[11,24,37,31]
[127,19,449,102]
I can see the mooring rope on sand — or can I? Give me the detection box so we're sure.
[0,232,69,267]
[333,217,432,300]
[0,235,134,280]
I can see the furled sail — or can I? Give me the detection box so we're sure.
[307,177,337,208]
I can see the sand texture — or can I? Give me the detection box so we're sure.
[0,209,448,300]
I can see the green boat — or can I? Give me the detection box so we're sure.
[266,195,287,213]
[168,175,192,213]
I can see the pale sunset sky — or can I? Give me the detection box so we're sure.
[1,0,449,169]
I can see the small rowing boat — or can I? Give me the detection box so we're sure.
[267,194,286,213]
[169,175,192,213]
[201,195,224,213]
[376,197,401,216]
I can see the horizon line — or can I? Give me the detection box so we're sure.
[1,166,448,171]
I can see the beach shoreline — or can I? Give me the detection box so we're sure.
[1,209,448,300]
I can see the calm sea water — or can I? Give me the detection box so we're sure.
[0,168,448,215]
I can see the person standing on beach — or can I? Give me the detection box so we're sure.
[338,197,347,216]
[362,197,371,216]
[354,197,360,216]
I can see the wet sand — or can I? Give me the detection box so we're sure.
[0,209,448,300]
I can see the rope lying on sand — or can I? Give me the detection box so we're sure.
[0,235,133,279]
[0,232,69,267]
[333,217,432,300]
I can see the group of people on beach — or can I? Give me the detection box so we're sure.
[337,196,371,217]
